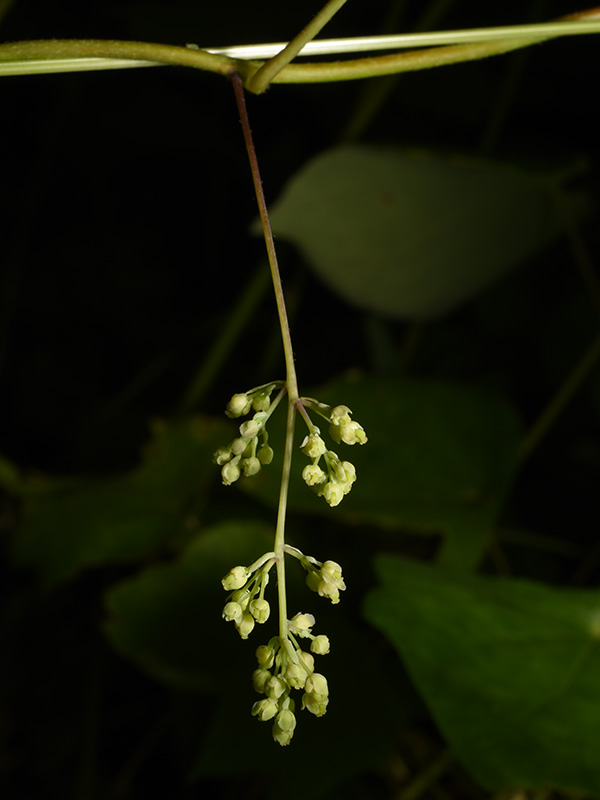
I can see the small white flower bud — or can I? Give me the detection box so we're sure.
[222,601,243,623]
[318,581,341,604]
[252,393,271,412]
[322,561,343,581]
[290,613,315,636]
[221,565,249,591]
[252,698,278,721]
[300,433,327,458]
[330,405,352,423]
[252,668,271,693]
[236,612,255,639]
[342,462,357,493]
[305,672,329,700]
[311,635,330,655]
[239,419,260,439]
[272,709,297,746]
[275,708,296,732]
[221,461,241,486]
[257,445,274,465]
[305,570,322,593]
[249,598,270,624]
[340,420,368,445]
[284,662,306,689]
[255,644,276,668]
[213,446,232,465]
[298,650,315,672]
[301,694,329,717]
[322,481,344,507]
[230,588,250,609]
[302,463,327,487]
[241,456,261,477]
[229,438,249,455]
[225,393,252,418]
[265,674,288,700]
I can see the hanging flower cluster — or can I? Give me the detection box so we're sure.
[221,544,345,746]
[215,384,365,745]
[213,388,367,506]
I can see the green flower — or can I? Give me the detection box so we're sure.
[221,565,250,591]
[252,698,279,722]
[236,612,255,639]
[310,634,330,655]
[225,393,252,418]
[249,598,270,624]
[272,708,297,746]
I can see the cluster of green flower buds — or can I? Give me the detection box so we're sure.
[213,382,284,486]
[251,613,330,745]
[221,552,277,639]
[299,403,367,507]
[286,544,347,604]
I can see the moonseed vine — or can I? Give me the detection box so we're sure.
[215,385,366,745]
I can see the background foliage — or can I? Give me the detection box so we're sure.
[1,0,599,798]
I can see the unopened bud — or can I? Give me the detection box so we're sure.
[236,612,255,639]
[213,446,231,465]
[257,445,274,465]
[225,393,252,418]
[242,456,261,477]
[222,601,243,623]
[221,565,249,591]
[249,598,270,624]
[311,635,330,655]
[221,461,241,486]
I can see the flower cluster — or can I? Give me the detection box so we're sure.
[286,545,347,604]
[221,546,345,745]
[221,552,276,639]
[298,403,366,507]
[213,382,284,486]
[251,614,330,746]
[216,387,362,745]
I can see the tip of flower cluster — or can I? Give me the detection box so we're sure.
[249,604,332,745]
[305,559,346,604]
[329,405,367,446]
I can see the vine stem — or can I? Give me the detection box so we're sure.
[247,0,348,94]
[231,71,301,640]
[230,72,298,399]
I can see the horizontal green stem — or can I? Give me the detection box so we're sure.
[1,8,600,84]
[0,39,248,79]
[262,36,554,85]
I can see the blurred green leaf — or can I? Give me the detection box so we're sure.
[104,520,272,691]
[242,376,521,568]
[364,556,600,794]
[265,145,565,319]
[11,416,229,585]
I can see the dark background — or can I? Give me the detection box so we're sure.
[1,1,599,798]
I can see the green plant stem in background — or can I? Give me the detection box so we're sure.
[247,0,348,94]
[342,0,456,142]
[520,331,600,461]
[397,750,454,800]
[179,265,271,412]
